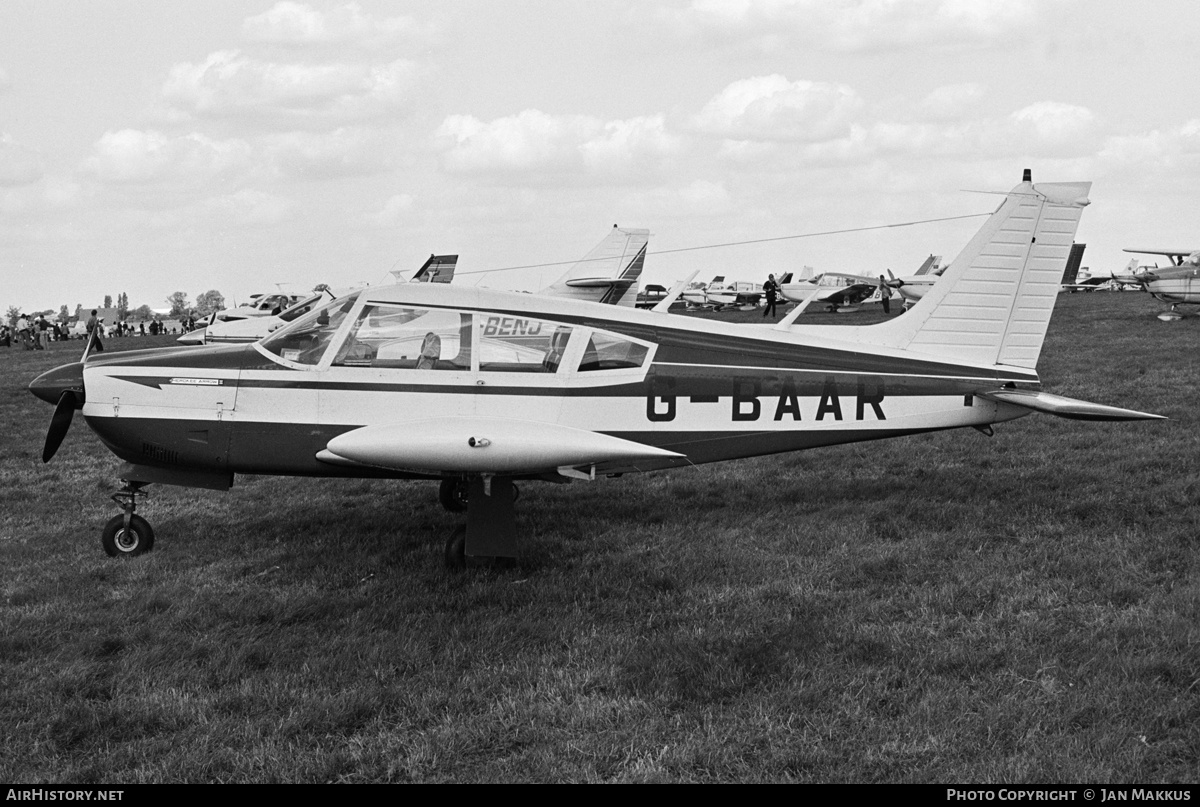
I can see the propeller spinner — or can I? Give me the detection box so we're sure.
[29,360,85,463]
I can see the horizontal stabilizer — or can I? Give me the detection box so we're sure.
[978,389,1165,421]
[565,278,637,288]
[318,417,683,474]
[539,226,649,306]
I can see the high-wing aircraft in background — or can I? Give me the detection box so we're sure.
[30,171,1163,567]
[1119,248,1200,320]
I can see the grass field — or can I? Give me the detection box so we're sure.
[1,293,1197,783]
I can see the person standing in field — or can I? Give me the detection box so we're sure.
[762,274,779,318]
[86,309,105,353]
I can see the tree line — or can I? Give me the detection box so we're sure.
[6,290,225,329]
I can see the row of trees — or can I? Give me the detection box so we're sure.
[6,291,226,329]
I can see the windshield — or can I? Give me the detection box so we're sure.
[259,293,359,365]
[278,292,328,323]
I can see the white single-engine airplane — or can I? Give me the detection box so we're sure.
[1120,247,1200,320]
[778,269,898,314]
[179,255,460,346]
[31,171,1164,567]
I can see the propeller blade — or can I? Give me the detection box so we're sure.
[43,391,78,463]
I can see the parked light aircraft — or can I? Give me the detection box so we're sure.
[213,290,306,324]
[778,269,896,313]
[704,279,762,310]
[179,255,460,346]
[1057,244,1107,293]
[681,278,713,308]
[30,171,1163,567]
[175,224,647,348]
[676,276,760,310]
[1119,248,1200,320]
[881,255,944,308]
[178,289,337,346]
[636,285,670,309]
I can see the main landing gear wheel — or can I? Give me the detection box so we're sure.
[101,514,155,557]
[439,479,469,513]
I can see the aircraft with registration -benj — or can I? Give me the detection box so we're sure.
[29,170,1164,567]
[1118,247,1200,320]
[177,254,461,346]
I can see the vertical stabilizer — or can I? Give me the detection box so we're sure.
[409,254,458,283]
[913,255,941,276]
[904,176,1090,368]
[538,226,649,307]
[797,172,1091,370]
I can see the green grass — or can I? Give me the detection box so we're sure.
[1,294,1197,782]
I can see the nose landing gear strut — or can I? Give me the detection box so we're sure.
[102,481,155,557]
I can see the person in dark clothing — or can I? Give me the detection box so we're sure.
[86,309,105,353]
[762,273,780,318]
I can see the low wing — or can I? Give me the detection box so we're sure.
[978,389,1164,421]
[317,417,684,476]
[820,281,876,306]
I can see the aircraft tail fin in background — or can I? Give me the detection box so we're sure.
[539,226,649,307]
[814,171,1091,370]
[913,255,941,276]
[409,254,458,284]
[1059,243,1087,285]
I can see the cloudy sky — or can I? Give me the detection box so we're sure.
[2,0,1197,314]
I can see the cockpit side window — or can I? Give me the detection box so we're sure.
[578,331,650,372]
[332,305,472,370]
[259,295,357,366]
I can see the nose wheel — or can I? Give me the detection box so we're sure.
[102,482,155,557]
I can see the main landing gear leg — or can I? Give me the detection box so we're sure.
[102,481,155,557]
[444,476,518,569]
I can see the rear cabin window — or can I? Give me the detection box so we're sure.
[578,332,649,371]
[478,315,572,373]
[333,305,472,370]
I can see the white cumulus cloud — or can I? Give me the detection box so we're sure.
[694,75,862,142]
[1007,101,1097,154]
[436,110,600,174]
[81,129,254,186]
[162,51,417,125]
[436,110,681,183]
